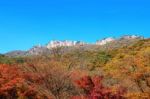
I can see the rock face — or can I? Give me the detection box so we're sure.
[96,35,144,46]
[46,40,85,49]
[27,45,50,55]
[96,37,115,45]
[120,35,144,40]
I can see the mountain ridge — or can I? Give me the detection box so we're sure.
[5,35,144,57]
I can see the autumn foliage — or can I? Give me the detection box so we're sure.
[72,76,125,99]
[0,39,150,99]
[0,64,50,99]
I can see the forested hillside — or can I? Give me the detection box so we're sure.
[0,39,150,99]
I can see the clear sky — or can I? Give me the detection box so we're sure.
[0,0,150,53]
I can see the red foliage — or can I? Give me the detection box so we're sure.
[0,64,50,99]
[72,76,125,99]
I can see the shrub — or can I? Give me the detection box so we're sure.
[72,75,125,99]
[0,64,50,99]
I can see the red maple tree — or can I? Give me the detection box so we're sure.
[72,76,125,99]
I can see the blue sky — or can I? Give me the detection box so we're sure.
[0,0,150,53]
